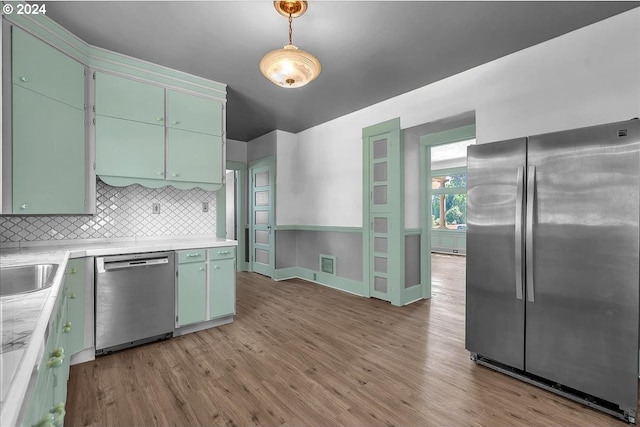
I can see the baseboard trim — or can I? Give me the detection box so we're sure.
[274,267,365,297]
[174,315,234,336]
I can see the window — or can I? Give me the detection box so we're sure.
[429,138,473,231]
[431,170,467,230]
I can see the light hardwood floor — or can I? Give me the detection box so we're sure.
[66,254,630,426]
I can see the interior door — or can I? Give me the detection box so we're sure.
[250,162,275,277]
[363,119,402,304]
[465,138,526,370]
[525,120,639,414]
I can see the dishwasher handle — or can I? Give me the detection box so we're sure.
[96,257,169,273]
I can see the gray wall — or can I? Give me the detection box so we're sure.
[294,230,363,281]
[405,235,421,288]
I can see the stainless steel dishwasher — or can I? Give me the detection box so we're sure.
[95,251,175,355]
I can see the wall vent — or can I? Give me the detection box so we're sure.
[319,254,336,275]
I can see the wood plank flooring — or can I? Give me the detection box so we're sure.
[66,254,630,426]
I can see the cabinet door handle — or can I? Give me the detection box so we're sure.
[218,250,230,255]
[157,117,164,122]
[69,293,77,299]
[157,171,164,176]
[19,76,29,82]
[172,120,180,125]
[47,355,64,369]
[212,265,220,270]
[64,322,72,333]
[50,347,65,358]
[50,403,66,427]
[187,253,201,258]
[199,267,205,271]
[69,268,77,274]
[20,204,28,210]
[171,173,180,177]
[34,413,55,427]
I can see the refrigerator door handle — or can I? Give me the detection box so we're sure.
[526,165,536,302]
[514,166,525,300]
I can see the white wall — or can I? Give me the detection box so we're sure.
[226,138,247,164]
[284,9,640,227]
[247,130,277,162]
[275,130,297,225]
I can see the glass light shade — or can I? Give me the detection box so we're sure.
[259,44,321,88]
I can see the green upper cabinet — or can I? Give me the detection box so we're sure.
[95,115,165,180]
[13,85,86,214]
[95,72,224,189]
[95,72,165,125]
[9,26,87,215]
[167,90,223,136]
[12,27,85,110]
[167,128,222,183]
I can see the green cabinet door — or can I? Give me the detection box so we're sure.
[167,90,222,136]
[177,262,207,326]
[96,115,165,180]
[95,72,165,125]
[209,259,235,319]
[13,85,85,214]
[21,349,54,427]
[12,27,85,110]
[65,259,85,356]
[167,128,222,184]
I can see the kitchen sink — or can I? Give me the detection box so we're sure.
[0,264,59,296]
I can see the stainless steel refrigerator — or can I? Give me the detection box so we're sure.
[465,119,639,423]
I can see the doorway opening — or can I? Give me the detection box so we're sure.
[416,113,475,299]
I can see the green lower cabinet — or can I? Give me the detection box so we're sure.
[177,262,207,326]
[65,259,85,356]
[209,259,235,319]
[96,115,165,180]
[167,128,222,184]
[12,85,85,214]
[22,290,70,427]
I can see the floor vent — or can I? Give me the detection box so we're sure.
[319,254,336,275]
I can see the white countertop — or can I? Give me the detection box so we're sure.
[0,236,237,427]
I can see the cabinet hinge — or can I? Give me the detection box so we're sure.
[84,69,86,76]
[92,72,96,80]
[84,103,86,111]
[93,162,96,171]
[93,105,96,113]
[176,315,178,322]
[92,118,96,125]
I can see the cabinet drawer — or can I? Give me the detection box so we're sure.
[209,247,235,261]
[178,249,207,264]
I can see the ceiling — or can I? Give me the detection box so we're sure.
[42,1,639,142]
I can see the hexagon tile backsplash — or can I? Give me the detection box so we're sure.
[0,180,217,243]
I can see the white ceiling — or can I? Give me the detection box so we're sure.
[42,1,639,142]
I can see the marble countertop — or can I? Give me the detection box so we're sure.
[0,236,237,427]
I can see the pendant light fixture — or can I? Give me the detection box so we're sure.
[259,1,321,88]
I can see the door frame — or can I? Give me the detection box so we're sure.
[226,160,247,272]
[249,156,276,277]
[419,124,475,298]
